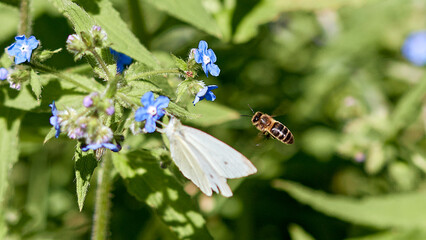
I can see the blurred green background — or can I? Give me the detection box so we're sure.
[1,0,426,239]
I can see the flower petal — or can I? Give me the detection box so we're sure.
[102,143,120,152]
[135,107,150,122]
[144,117,156,133]
[81,143,102,152]
[153,96,170,109]
[15,35,25,41]
[27,36,39,49]
[196,86,208,97]
[193,96,201,105]
[198,40,208,51]
[207,63,220,77]
[207,49,217,63]
[194,49,203,63]
[202,63,208,77]
[141,91,154,106]
[204,90,216,101]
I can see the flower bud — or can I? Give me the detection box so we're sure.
[0,68,9,80]
[90,25,108,48]
[66,34,85,59]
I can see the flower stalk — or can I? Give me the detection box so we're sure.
[91,152,114,240]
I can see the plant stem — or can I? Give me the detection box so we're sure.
[91,152,114,240]
[90,49,113,82]
[30,62,97,92]
[19,0,31,36]
[127,69,181,81]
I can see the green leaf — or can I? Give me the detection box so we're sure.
[1,84,40,111]
[142,0,221,38]
[171,54,188,72]
[274,180,426,229]
[390,76,426,137]
[36,48,62,62]
[30,70,43,100]
[43,127,57,144]
[233,0,375,43]
[347,229,426,240]
[74,146,98,211]
[52,0,159,69]
[288,224,315,240]
[186,101,240,127]
[0,107,23,237]
[112,153,212,239]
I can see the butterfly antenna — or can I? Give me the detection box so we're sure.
[240,114,251,118]
[247,104,254,113]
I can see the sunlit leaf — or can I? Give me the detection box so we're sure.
[112,153,212,239]
[274,180,426,228]
[74,146,98,211]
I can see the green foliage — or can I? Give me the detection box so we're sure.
[74,146,98,211]
[112,153,212,239]
[2,0,426,239]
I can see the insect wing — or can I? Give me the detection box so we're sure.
[182,126,257,179]
[168,130,213,196]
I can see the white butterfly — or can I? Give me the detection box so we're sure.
[159,117,257,197]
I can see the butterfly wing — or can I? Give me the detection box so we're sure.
[165,117,256,197]
[168,130,213,196]
[182,126,257,179]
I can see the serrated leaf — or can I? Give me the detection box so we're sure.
[74,146,98,211]
[168,102,200,120]
[274,180,426,229]
[186,101,240,127]
[171,54,188,72]
[52,0,159,69]
[0,107,23,237]
[142,0,221,38]
[112,153,212,239]
[30,70,42,100]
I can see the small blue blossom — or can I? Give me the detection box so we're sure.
[194,40,220,77]
[110,48,132,73]
[49,101,61,138]
[0,68,8,80]
[81,142,120,152]
[7,35,39,64]
[193,85,218,105]
[402,31,426,66]
[135,91,170,133]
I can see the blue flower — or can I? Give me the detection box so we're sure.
[7,35,39,64]
[193,85,218,105]
[110,48,132,73]
[0,68,8,80]
[49,101,61,138]
[402,31,426,66]
[135,91,170,133]
[81,142,120,152]
[194,40,220,77]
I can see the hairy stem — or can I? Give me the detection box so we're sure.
[19,0,31,36]
[90,49,113,82]
[127,68,180,81]
[91,153,114,240]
